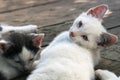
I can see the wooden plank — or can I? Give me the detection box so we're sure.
[0,0,120,29]
[0,0,58,13]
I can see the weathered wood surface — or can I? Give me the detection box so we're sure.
[0,0,119,80]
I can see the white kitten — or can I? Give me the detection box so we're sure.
[27,4,118,80]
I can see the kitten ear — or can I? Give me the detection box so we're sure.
[87,4,108,19]
[0,40,12,54]
[32,33,44,47]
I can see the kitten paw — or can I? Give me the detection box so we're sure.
[95,69,119,80]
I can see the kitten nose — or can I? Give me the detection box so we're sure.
[98,33,118,47]
[24,66,31,72]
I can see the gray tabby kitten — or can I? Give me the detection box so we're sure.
[0,25,44,80]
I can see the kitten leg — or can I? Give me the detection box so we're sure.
[95,69,119,80]
[31,50,42,69]
[0,24,38,34]
[32,60,39,69]
[0,72,7,80]
[13,25,38,33]
[119,76,120,79]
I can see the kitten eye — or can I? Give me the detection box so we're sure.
[78,21,82,28]
[29,58,34,61]
[15,60,20,63]
[81,35,88,41]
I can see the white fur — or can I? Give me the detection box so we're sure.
[18,47,35,70]
[95,69,120,80]
[27,32,95,80]
[0,24,38,35]
[19,47,34,63]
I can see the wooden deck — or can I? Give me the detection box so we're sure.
[0,0,119,80]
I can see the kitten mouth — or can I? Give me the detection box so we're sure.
[22,69,31,74]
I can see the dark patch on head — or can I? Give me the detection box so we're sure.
[0,71,7,80]
[97,33,111,47]
[2,32,40,58]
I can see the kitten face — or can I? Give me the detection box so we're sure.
[70,16,107,49]
[0,32,44,72]
[13,47,37,72]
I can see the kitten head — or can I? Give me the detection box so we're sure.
[0,32,44,72]
[69,4,118,50]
